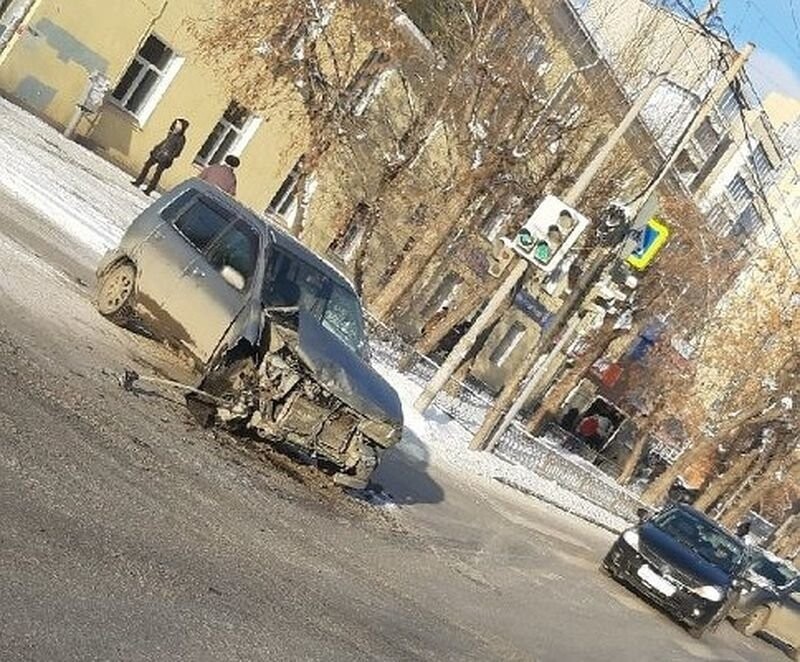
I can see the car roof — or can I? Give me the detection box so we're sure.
[175,179,357,292]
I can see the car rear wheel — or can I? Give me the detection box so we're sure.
[734,606,770,637]
[96,262,136,323]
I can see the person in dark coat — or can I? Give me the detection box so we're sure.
[132,118,190,195]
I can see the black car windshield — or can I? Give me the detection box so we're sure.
[653,509,745,574]
[262,247,366,355]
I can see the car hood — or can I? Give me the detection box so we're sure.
[639,523,732,587]
[294,311,403,428]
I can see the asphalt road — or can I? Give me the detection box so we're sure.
[0,189,787,661]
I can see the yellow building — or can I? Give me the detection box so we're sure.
[0,0,305,213]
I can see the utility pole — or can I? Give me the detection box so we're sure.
[414,22,698,414]
[478,42,755,453]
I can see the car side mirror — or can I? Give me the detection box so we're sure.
[221,265,245,291]
[636,507,650,523]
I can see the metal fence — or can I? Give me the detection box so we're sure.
[366,316,645,522]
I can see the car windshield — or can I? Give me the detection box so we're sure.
[653,509,745,574]
[263,247,367,355]
[750,555,799,589]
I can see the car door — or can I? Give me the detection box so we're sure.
[134,192,234,327]
[159,217,262,364]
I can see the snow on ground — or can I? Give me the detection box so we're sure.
[0,97,629,531]
[0,97,148,255]
[377,362,631,532]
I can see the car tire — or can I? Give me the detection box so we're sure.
[600,548,618,579]
[734,606,770,637]
[96,261,136,324]
[687,621,711,639]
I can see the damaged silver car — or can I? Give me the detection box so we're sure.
[95,179,403,488]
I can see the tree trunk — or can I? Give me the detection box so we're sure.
[617,432,648,486]
[641,404,782,505]
[693,449,758,512]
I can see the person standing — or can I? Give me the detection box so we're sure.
[198,154,240,196]
[132,118,190,195]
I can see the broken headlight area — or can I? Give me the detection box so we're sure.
[210,348,387,488]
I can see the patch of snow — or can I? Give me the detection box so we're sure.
[376,361,631,532]
[0,97,149,256]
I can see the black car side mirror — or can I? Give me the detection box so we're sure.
[636,507,650,522]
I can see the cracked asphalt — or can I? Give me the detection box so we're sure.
[0,188,786,661]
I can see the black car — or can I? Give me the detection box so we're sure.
[602,504,748,637]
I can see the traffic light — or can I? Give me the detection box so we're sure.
[512,195,590,273]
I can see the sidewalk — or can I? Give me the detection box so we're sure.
[0,97,631,533]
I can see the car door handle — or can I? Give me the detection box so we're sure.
[190,266,206,278]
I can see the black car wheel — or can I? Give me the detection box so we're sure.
[600,547,619,579]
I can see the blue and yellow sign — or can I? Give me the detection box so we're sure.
[626,218,670,270]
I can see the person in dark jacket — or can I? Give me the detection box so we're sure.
[132,118,190,195]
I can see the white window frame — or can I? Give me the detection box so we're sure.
[111,34,183,125]
[195,102,261,167]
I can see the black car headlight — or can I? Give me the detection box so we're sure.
[621,528,641,551]
[688,585,726,602]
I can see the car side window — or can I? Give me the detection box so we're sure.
[207,220,260,289]
[173,197,234,252]
[160,190,196,222]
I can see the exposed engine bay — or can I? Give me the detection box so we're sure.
[199,312,402,490]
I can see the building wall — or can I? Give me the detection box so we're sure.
[0,0,307,213]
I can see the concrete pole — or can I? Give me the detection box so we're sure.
[485,315,583,451]
[414,41,689,413]
[479,43,755,453]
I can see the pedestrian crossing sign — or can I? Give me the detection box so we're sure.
[626,218,669,270]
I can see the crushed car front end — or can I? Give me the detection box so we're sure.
[205,310,402,489]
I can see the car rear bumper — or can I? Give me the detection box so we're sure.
[604,538,723,628]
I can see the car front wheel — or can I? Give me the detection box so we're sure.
[96,261,136,324]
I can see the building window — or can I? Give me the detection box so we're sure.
[329,203,369,263]
[111,34,181,122]
[195,101,259,167]
[706,204,731,236]
[490,322,526,366]
[727,173,752,206]
[267,160,303,216]
[694,118,719,155]
[731,203,762,238]
[750,143,774,183]
[718,85,739,123]
[421,272,461,319]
